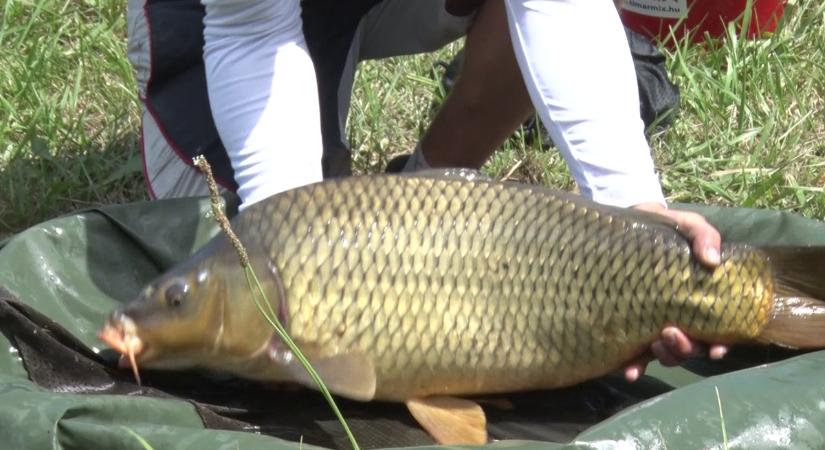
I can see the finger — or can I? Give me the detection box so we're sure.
[624,356,652,383]
[668,211,722,267]
[709,344,729,360]
[630,204,722,268]
[660,327,699,358]
[652,327,705,365]
[650,340,682,367]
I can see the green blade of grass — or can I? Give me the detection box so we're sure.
[195,155,361,450]
[120,426,157,450]
[714,386,729,450]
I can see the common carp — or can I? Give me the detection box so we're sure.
[99,170,825,444]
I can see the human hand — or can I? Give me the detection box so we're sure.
[622,202,728,382]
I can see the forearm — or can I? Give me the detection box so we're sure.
[202,0,323,208]
[504,0,666,208]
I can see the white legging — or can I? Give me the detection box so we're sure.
[202,0,322,208]
[202,0,665,208]
[505,0,665,207]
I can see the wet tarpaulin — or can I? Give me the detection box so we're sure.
[1,195,824,450]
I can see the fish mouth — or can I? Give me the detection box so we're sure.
[98,313,146,384]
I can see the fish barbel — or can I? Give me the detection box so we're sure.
[99,170,825,444]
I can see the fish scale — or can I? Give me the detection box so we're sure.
[224,173,773,401]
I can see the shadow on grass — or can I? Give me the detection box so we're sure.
[0,131,147,240]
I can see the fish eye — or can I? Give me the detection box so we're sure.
[164,281,188,309]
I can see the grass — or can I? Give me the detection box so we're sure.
[0,0,143,238]
[1,0,823,239]
[121,426,156,450]
[653,0,825,213]
[715,386,729,450]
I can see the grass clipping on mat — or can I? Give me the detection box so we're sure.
[193,155,361,450]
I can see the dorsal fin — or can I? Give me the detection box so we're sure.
[398,168,492,183]
[397,169,681,233]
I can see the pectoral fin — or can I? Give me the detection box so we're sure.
[406,396,488,445]
[277,349,377,401]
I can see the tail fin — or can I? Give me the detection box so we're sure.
[756,247,825,349]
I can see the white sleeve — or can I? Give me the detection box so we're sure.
[505,0,666,208]
[201,0,323,209]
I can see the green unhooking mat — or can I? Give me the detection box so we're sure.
[0,195,824,450]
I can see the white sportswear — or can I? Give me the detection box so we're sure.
[505,0,666,207]
[200,0,666,208]
[202,0,323,209]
